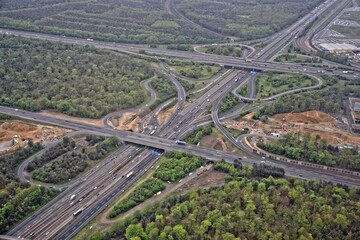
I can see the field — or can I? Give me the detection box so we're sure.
[0,35,157,118]
[255,73,316,98]
[174,0,325,40]
[0,0,219,44]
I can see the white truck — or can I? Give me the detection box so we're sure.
[126,171,134,178]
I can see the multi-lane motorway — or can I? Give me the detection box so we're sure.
[2,0,360,238]
[0,27,359,78]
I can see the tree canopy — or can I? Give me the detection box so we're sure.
[0,35,155,118]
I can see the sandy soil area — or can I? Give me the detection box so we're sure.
[157,106,176,125]
[110,112,141,132]
[0,120,66,152]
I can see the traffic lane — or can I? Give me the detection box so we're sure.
[57,153,159,240]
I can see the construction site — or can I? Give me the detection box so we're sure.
[225,110,360,147]
[0,120,67,154]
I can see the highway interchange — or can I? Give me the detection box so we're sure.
[1,0,360,239]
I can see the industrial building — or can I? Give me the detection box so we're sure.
[319,43,360,54]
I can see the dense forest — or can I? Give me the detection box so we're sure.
[89,162,360,240]
[154,152,204,183]
[150,76,177,108]
[258,132,360,171]
[28,135,121,183]
[175,0,325,40]
[0,0,219,44]
[0,141,59,233]
[0,35,155,118]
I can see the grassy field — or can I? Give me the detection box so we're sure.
[256,73,316,98]
[0,0,219,44]
[174,0,325,40]
[168,62,222,80]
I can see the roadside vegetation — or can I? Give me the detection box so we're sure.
[90,162,360,240]
[0,0,219,44]
[166,44,193,51]
[0,141,59,233]
[0,35,156,118]
[109,178,165,218]
[220,93,239,113]
[28,135,121,184]
[274,54,318,63]
[255,73,316,98]
[154,152,204,183]
[199,45,243,57]
[175,0,325,40]
[236,83,249,97]
[181,125,213,145]
[258,132,360,171]
[109,152,204,219]
[150,76,177,106]
[168,61,222,80]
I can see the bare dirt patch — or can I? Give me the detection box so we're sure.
[157,106,176,124]
[111,112,141,132]
[272,111,336,125]
[225,110,360,146]
[40,110,103,127]
[200,135,228,151]
[0,120,66,151]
